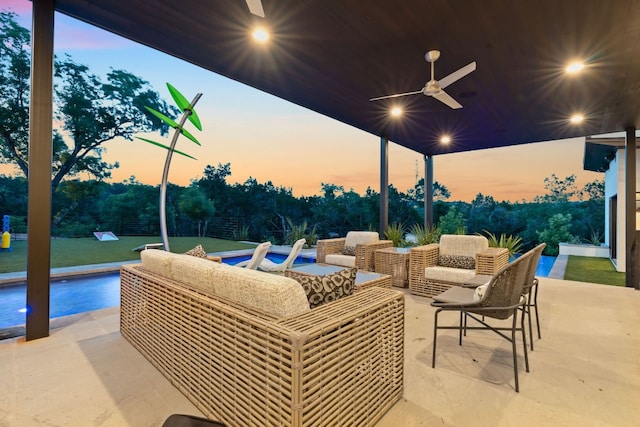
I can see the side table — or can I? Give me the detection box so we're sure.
[374,247,410,287]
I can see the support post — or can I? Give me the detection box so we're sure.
[26,0,55,340]
[379,136,389,238]
[624,127,638,289]
[425,155,434,228]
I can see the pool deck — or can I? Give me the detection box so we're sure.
[1,277,638,426]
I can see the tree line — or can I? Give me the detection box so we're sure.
[0,166,604,256]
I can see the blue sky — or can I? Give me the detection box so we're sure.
[2,0,603,201]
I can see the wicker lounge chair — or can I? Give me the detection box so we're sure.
[234,241,271,269]
[257,238,306,272]
[316,231,393,271]
[409,234,509,297]
[430,247,536,392]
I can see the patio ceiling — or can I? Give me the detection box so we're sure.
[53,0,640,156]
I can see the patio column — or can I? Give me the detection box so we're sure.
[624,127,638,289]
[379,136,389,238]
[26,0,55,340]
[424,155,434,227]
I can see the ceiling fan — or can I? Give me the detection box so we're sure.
[370,50,476,109]
[246,0,265,18]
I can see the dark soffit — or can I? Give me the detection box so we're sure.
[52,0,640,156]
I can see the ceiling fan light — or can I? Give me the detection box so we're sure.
[441,136,451,144]
[390,106,403,117]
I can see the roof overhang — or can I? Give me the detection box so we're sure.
[51,0,640,156]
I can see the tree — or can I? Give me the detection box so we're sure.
[581,179,605,201]
[178,186,215,237]
[0,13,174,192]
[535,173,578,203]
[536,213,579,255]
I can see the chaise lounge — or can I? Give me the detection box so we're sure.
[120,249,404,427]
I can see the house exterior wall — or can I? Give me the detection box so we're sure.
[604,149,640,272]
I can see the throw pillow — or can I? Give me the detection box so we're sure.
[294,267,357,309]
[439,254,475,270]
[340,245,356,256]
[473,283,489,302]
[184,244,208,259]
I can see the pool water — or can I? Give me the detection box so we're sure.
[0,253,315,329]
[0,253,554,330]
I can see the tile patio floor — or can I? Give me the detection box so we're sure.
[1,277,638,426]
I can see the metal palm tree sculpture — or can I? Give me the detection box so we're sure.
[136,83,203,252]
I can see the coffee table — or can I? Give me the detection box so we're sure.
[374,247,410,287]
[285,264,392,292]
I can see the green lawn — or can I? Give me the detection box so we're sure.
[0,236,255,274]
[564,256,626,286]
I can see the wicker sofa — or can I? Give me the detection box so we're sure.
[316,231,393,271]
[409,234,509,298]
[120,250,404,427]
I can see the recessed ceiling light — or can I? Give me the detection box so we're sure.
[566,61,584,74]
[390,106,402,117]
[252,26,270,43]
[570,114,584,124]
[441,135,451,144]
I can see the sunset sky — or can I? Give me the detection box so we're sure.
[2,0,605,201]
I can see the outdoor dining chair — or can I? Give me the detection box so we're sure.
[521,243,546,350]
[430,248,535,392]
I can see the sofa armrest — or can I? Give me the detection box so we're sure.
[408,244,439,292]
[475,247,510,275]
[355,239,394,271]
[316,237,346,263]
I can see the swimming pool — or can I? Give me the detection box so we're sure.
[0,253,315,329]
[0,253,554,330]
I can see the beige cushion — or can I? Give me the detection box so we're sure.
[140,249,174,277]
[141,250,310,318]
[439,234,488,257]
[170,253,221,290]
[424,266,477,284]
[209,264,310,317]
[325,253,356,267]
[344,231,379,248]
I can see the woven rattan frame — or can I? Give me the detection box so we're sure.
[374,248,410,287]
[120,264,404,427]
[409,244,509,298]
[316,238,393,271]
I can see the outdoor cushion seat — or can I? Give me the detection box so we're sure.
[317,230,393,271]
[409,234,509,298]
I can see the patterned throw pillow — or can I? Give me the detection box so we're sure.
[439,254,475,270]
[295,267,357,308]
[184,244,208,258]
[340,245,356,256]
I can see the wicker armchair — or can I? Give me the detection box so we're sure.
[316,231,393,271]
[409,234,509,298]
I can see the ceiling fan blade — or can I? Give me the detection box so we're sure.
[369,90,423,101]
[438,61,476,89]
[246,0,265,17]
[433,90,463,109]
